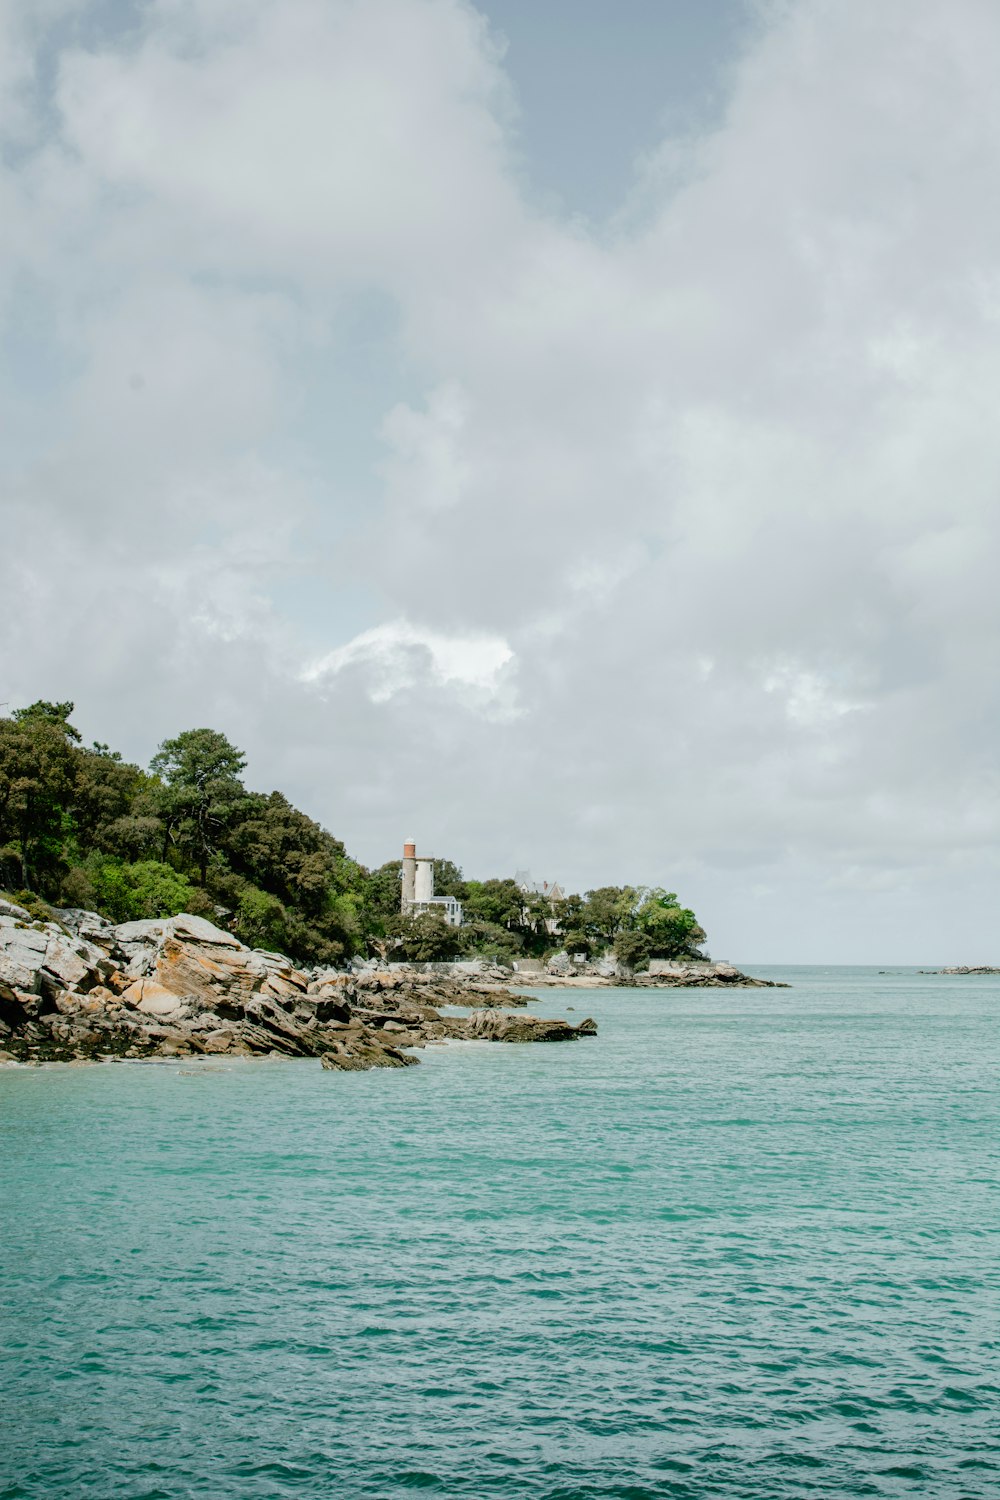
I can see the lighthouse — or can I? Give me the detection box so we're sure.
[399,839,463,926]
[401,839,417,908]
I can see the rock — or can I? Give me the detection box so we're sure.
[320,1035,418,1070]
[454,1008,597,1043]
[315,996,352,1025]
[0,899,31,921]
[50,908,114,941]
[115,914,244,950]
[121,978,188,1017]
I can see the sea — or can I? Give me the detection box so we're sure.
[1,967,997,1499]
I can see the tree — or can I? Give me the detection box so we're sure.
[458,919,522,962]
[581,886,638,951]
[224,791,344,915]
[361,861,403,926]
[433,859,466,898]
[519,891,556,954]
[463,878,525,931]
[386,910,463,961]
[12,701,81,741]
[552,892,589,956]
[235,886,289,952]
[150,728,247,885]
[634,888,706,959]
[614,930,653,972]
[71,746,158,858]
[0,704,79,892]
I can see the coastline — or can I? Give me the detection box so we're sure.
[2,900,786,1069]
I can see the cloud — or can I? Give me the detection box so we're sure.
[3,0,1000,960]
[303,619,515,707]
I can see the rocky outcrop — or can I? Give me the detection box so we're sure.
[0,907,597,1067]
[632,961,786,988]
[448,1008,598,1043]
[320,1031,418,1071]
[346,966,527,1008]
[509,955,785,988]
[937,965,1000,975]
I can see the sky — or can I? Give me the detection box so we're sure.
[3,0,1000,965]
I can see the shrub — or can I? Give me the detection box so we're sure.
[235,887,288,952]
[60,856,195,923]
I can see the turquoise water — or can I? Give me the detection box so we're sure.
[1,967,997,1499]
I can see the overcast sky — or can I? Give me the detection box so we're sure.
[3,0,999,964]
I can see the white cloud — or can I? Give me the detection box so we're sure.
[303,619,514,706]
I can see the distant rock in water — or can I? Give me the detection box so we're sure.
[0,907,597,1066]
[937,965,1000,975]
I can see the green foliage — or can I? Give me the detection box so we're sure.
[235,887,288,952]
[562,930,593,959]
[633,888,705,959]
[125,861,198,921]
[2,888,58,923]
[557,885,706,963]
[459,878,556,956]
[581,886,639,949]
[361,861,403,930]
[386,911,464,962]
[462,877,523,929]
[0,704,80,892]
[72,746,157,858]
[60,856,196,923]
[224,790,344,916]
[12,700,82,741]
[432,859,466,898]
[614,930,653,972]
[458,919,522,963]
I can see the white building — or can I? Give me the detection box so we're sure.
[515,871,565,902]
[515,870,564,934]
[401,839,464,926]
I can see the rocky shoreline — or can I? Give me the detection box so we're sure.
[0,903,595,1069]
